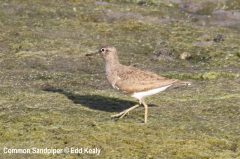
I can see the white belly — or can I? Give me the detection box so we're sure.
[131,85,172,100]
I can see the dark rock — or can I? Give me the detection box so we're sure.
[137,1,147,6]
[213,35,224,42]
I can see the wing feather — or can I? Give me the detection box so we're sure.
[115,65,179,94]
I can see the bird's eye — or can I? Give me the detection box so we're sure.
[101,48,105,52]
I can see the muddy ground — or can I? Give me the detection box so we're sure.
[0,0,240,158]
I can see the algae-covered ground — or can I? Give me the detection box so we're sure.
[0,0,240,158]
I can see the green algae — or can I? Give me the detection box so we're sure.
[0,0,240,158]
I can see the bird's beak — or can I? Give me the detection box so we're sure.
[86,51,101,56]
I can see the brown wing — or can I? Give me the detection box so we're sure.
[115,78,178,94]
[115,65,179,94]
[116,65,167,82]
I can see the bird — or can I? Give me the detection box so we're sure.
[86,45,191,123]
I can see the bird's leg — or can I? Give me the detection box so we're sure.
[119,104,140,119]
[141,100,148,124]
[111,101,141,118]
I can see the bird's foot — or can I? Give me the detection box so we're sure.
[110,104,140,119]
[110,111,128,118]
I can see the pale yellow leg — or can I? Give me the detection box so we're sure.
[119,104,140,119]
[111,101,141,119]
[111,100,148,124]
[142,100,148,124]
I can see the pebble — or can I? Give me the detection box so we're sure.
[213,35,224,42]
[149,47,175,61]
[179,52,192,60]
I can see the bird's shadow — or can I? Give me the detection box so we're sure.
[43,88,156,112]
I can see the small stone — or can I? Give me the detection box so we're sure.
[149,47,174,61]
[213,35,224,42]
[179,52,192,60]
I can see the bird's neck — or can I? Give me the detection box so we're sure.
[104,55,120,70]
[104,56,121,86]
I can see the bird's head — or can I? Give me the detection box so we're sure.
[86,45,118,61]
